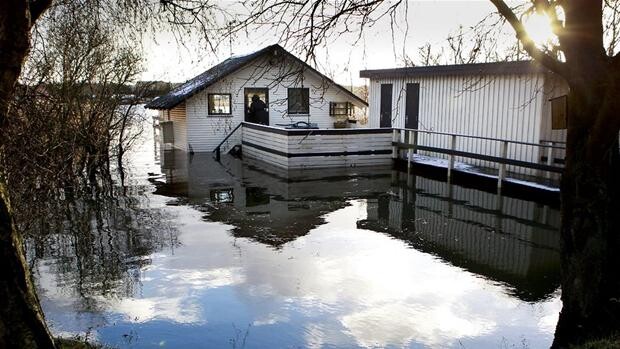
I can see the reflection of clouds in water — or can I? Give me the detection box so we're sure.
[303,323,326,349]
[107,266,245,324]
[341,301,494,348]
[538,295,562,333]
[160,267,245,290]
[232,201,560,347]
[252,313,289,326]
[39,198,561,348]
[109,297,202,324]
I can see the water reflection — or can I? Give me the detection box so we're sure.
[33,140,562,348]
[154,152,393,247]
[359,172,560,302]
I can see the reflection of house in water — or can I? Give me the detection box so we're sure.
[154,150,393,246]
[155,150,560,301]
[358,172,561,302]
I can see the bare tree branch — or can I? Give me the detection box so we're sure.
[489,0,566,75]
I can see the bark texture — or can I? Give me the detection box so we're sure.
[550,2,620,346]
[0,183,56,348]
[0,0,55,348]
[552,80,620,348]
[490,1,620,346]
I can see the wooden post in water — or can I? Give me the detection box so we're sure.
[498,141,508,189]
[447,134,457,181]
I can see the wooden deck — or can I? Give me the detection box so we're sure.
[211,122,566,194]
[241,122,393,169]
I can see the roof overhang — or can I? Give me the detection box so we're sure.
[360,61,547,80]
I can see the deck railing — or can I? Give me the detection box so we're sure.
[213,122,243,161]
[392,128,566,188]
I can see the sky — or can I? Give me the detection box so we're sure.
[140,1,517,86]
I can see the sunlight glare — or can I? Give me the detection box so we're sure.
[523,13,555,46]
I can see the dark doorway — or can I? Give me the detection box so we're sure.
[244,88,269,125]
[380,84,392,128]
[405,83,420,129]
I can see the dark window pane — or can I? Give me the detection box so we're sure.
[288,88,309,114]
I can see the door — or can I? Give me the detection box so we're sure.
[244,88,269,125]
[405,83,420,129]
[380,84,392,128]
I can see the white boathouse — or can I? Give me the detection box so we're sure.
[360,62,569,176]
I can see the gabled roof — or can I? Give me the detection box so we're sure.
[146,44,367,110]
[359,61,548,79]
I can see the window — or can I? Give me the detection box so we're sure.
[210,188,234,204]
[288,88,309,114]
[551,95,567,129]
[208,94,232,115]
[329,102,353,117]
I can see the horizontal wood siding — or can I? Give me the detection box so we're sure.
[242,124,391,169]
[163,104,187,151]
[185,56,367,152]
[368,73,549,175]
[242,126,289,168]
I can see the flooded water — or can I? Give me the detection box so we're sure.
[30,117,562,348]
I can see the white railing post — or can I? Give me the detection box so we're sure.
[498,141,508,189]
[546,143,553,179]
[447,134,456,180]
[392,129,399,159]
[407,130,414,170]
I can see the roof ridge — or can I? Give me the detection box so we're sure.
[145,43,367,110]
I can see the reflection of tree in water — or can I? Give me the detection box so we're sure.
[24,184,179,307]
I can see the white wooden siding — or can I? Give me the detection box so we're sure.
[242,125,392,169]
[185,56,367,152]
[367,73,552,175]
[160,103,188,151]
[242,127,289,167]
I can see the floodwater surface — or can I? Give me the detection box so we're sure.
[31,119,562,348]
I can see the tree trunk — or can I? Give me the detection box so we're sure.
[552,84,620,348]
[0,0,56,347]
[0,182,57,348]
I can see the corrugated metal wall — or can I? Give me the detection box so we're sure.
[367,73,555,174]
[366,175,560,280]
